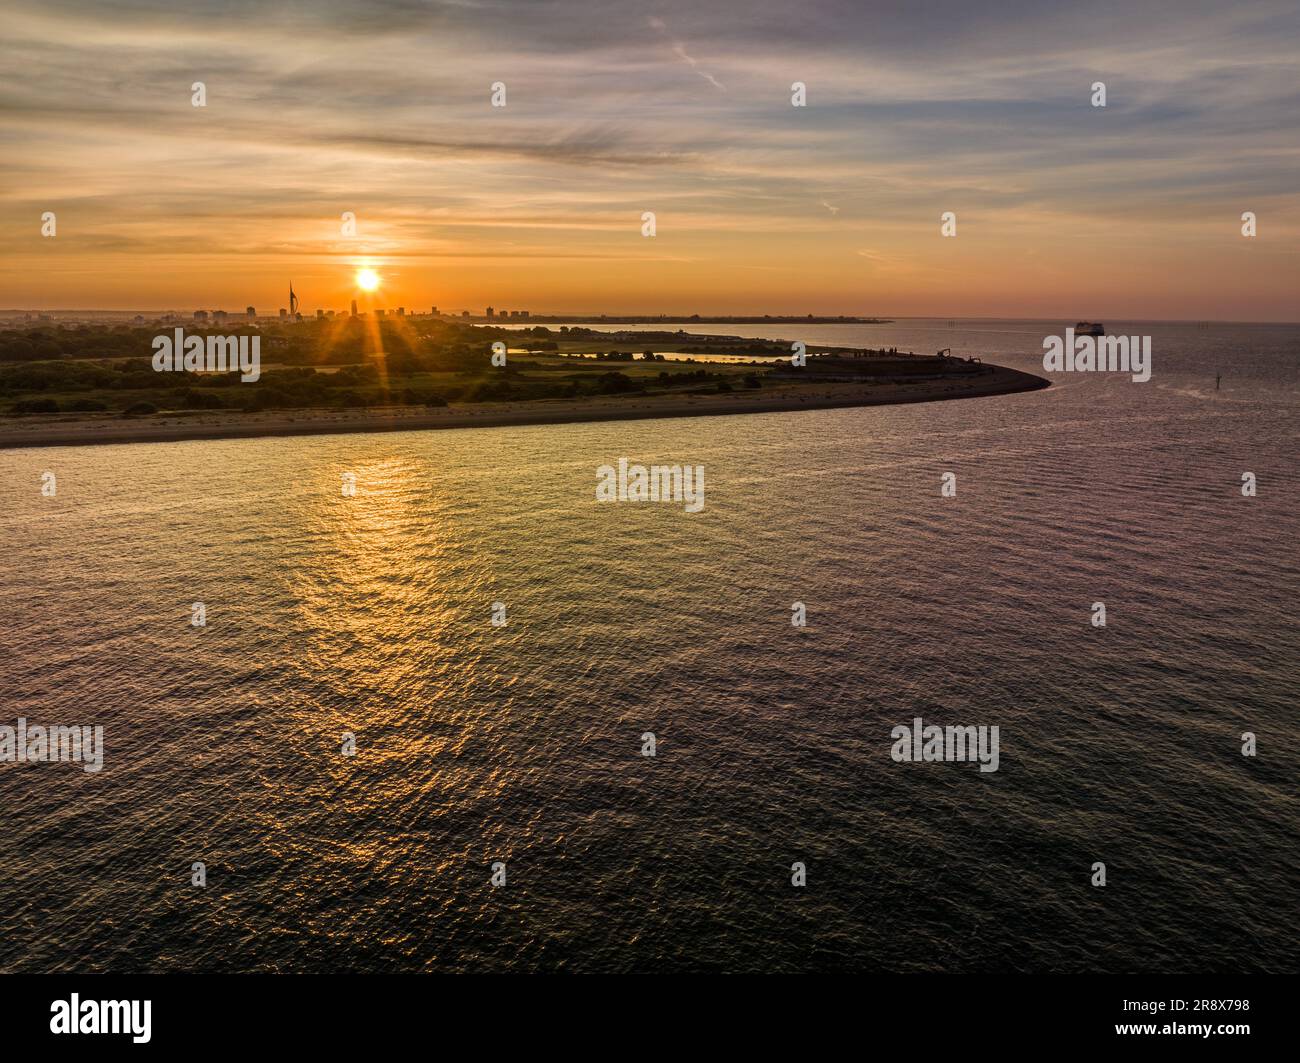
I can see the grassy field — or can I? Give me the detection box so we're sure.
[0,317,964,419]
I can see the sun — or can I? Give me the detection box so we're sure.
[355,268,380,292]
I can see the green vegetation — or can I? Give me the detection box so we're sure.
[0,317,969,418]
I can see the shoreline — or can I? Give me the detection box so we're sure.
[0,365,1048,451]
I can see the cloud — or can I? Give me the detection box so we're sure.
[1,0,1298,314]
[645,13,725,90]
[671,43,726,91]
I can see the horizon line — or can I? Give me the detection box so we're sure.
[4,310,1298,326]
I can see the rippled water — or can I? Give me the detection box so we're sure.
[1,319,1297,973]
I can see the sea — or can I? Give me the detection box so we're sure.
[1,317,1296,973]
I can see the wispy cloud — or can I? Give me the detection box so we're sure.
[647,14,725,91]
[1,0,1297,316]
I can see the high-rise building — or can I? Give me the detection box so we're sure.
[375,308,385,317]
[431,306,439,316]
[213,310,228,324]
[397,307,405,317]
[246,306,256,319]
[194,310,208,322]
[316,308,324,319]
[351,300,358,317]
[486,307,495,318]
[279,308,287,319]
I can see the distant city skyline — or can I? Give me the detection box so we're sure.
[7,307,1298,325]
[2,1,1298,320]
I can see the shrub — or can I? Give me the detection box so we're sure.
[12,398,60,414]
[182,389,225,410]
[596,372,640,394]
[465,379,512,402]
[122,401,157,416]
[241,388,292,412]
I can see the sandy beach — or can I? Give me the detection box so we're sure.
[0,365,1047,450]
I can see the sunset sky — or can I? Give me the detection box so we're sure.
[2,0,1298,320]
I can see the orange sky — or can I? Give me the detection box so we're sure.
[2,1,1298,320]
